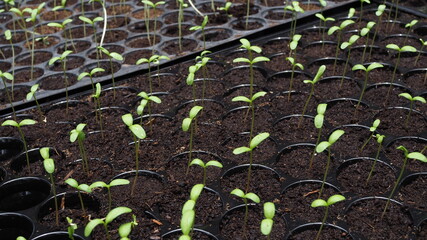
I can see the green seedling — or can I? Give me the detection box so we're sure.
[182,105,203,175]
[233,132,270,193]
[180,203,195,240]
[97,46,123,97]
[403,20,418,44]
[359,21,376,63]
[177,0,188,51]
[368,5,386,62]
[2,119,36,173]
[90,179,130,211]
[415,38,426,67]
[309,103,327,169]
[195,50,212,100]
[136,55,170,95]
[9,7,30,42]
[360,119,380,152]
[311,194,346,240]
[385,44,417,103]
[52,0,67,11]
[40,147,59,226]
[49,50,74,113]
[26,84,42,115]
[261,202,275,240]
[366,134,385,184]
[299,65,326,128]
[64,178,92,216]
[122,113,146,196]
[4,30,16,93]
[315,13,335,49]
[78,67,105,95]
[399,93,426,128]
[3,0,15,11]
[352,62,384,111]
[382,146,426,218]
[358,0,370,24]
[140,0,165,48]
[328,19,355,74]
[24,4,44,82]
[218,2,232,17]
[289,34,302,57]
[186,63,202,101]
[231,188,260,236]
[91,83,103,136]
[285,1,304,38]
[286,57,304,101]
[136,91,161,132]
[190,15,208,50]
[190,158,223,185]
[79,15,103,41]
[340,34,360,86]
[70,123,89,173]
[316,129,345,197]
[85,206,132,240]
[67,217,77,240]
[118,214,138,240]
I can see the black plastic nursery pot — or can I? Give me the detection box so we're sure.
[0,0,427,239]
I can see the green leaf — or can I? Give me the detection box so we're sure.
[251,46,262,54]
[263,202,275,219]
[315,13,325,21]
[70,130,79,143]
[30,84,39,92]
[376,4,386,16]
[90,68,105,75]
[136,58,148,65]
[407,152,427,162]
[367,62,384,72]
[295,63,304,70]
[121,114,133,127]
[399,93,412,100]
[233,57,250,63]
[180,209,195,235]
[49,56,61,65]
[340,19,355,29]
[370,119,380,131]
[413,96,426,103]
[105,207,132,224]
[43,158,55,174]
[78,184,91,193]
[360,28,369,36]
[286,57,295,65]
[90,181,108,189]
[16,236,27,240]
[62,50,73,58]
[76,123,86,132]
[376,134,385,144]
[1,72,13,80]
[109,52,123,61]
[233,146,251,154]
[47,22,63,28]
[65,178,79,188]
[190,184,204,201]
[314,114,324,129]
[26,92,34,101]
[232,96,251,103]
[118,222,132,238]
[401,46,417,52]
[340,42,349,50]
[397,145,409,156]
[182,118,192,132]
[239,38,250,48]
[230,188,245,198]
[189,106,203,119]
[290,40,298,50]
[367,21,376,29]
[252,91,267,101]
[110,179,130,187]
[84,219,104,237]
[327,194,346,205]
[245,192,260,203]
[19,119,37,126]
[386,44,400,51]
[4,30,11,40]
[78,16,92,24]
[313,65,326,82]
[138,91,149,99]
[316,141,330,153]
[94,83,101,98]
[260,219,273,236]
[190,158,205,167]
[77,72,89,81]
[311,199,327,207]
[2,120,18,127]
[182,200,196,215]
[328,129,345,144]
[349,35,360,44]
[40,147,50,159]
[250,132,270,149]
[252,56,270,63]
[205,160,223,168]
[179,235,191,240]
[129,124,146,139]
[317,103,327,115]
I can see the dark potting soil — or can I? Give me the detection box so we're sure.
[221,107,273,134]
[398,174,427,211]
[385,137,427,173]
[272,115,322,144]
[268,92,319,117]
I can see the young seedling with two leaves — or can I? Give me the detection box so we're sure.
[309,103,327,170]
[97,46,123,98]
[285,1,304,38]
[136,55,170,95]
[311,194,346,240]
[47,19,75,52]
[40,147,59,226]
[84,206,132,240]
[328,18,355,74]
[358,21,376,62]
[190,15,209,49]
[315,129,345,197]
[366,133,386,184]
[382,146,426,218]
[289,34,302,57]
[340,34,360,85]
[70,123,89,174]
[230,188,261,236]
[398,93,426,128]
[67,217,78,240]
[190,158,223,185]
[136,91,161,133]
[91,83,104,135]
[118,214,138,240]
[182,105,203,175]
[260,202,275,240]
[233,132,270,193]
[285,56,304,100]
[64,178,92,216]
[2,118,37,173]
[314,13,335,49]
[122,113,146,196]
[78,67,105,95]
[367,5,386,61]
[360,119,380,152]
[232,91,267,138]
[140,0,165,47]
[26,84,42,116]
[415,38,427,67]
[352,62,384,111]
[179,184,204,240]
[49,50,73,113]
[90,179,130,211]
[298,65,326,128]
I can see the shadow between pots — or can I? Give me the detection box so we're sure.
[0,213,34,240]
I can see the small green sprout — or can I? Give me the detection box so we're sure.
[140,0,164,47]
[311,194,346,240]
[84,207,132,240]
[231,188,260,235]
[70,123,89,173]
[90,179,130,211]
[97,46,123,98]
[190,158,223,185]
[49,50,73,113]
[218,2,232,17]
[261,202,275,240]
[366,133,385,184]
[2,118,37,173]
[340,34,360,86]
[359,21,376,62]
[122,113,146,196]
[64,178,92,216]
[190,15,209,49]
[315,14,335,48]
[289,34,302,56]
[299,65,326,128]
[136,55,170,94]
[180,206,195,240]
[286,57,304,100]
[316,129,345,197]
[382,146,426,218]
[136,91,161,129]
[91,83,104,135]
[309,103,328,169]
[352,62,384,110]
[360,119,380,152]
[182,105,203,174]
[79,15,103,38]
[415,38,427,66]
[285,1,304,38]
[358,0,370,24]
[328,19,355,74]
[40,147,59,226]
[16,237,26,240]
[190,183,204,202]
[398,93,426,128]
[118,214,138,240]
[26,84,42,115]
[78,67,105,94]
[67,217,77,240]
